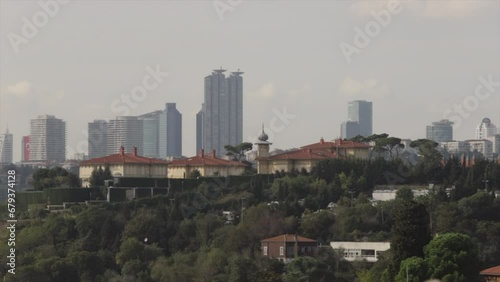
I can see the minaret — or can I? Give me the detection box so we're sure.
[255,125,272,174]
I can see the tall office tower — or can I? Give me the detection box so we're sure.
[196,107,204,153]
[475,118,497,139]
[88,120,108,159]
[139,110,162,158]
[347,100,373,137]
[426,119,454,142]
[340,121,360,139]
[0,128,13,164]
[199,68,243,156]
[159,103,182,158]
[30,115,66,162]
[21,136,30,161]
[106,116,143,156]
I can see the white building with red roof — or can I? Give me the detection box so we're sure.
[167,149,247,178]
[254,128,370,174]
[79,146,168,187]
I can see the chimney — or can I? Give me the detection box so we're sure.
[338,138,343,145]
[320,137,324,144]
[120,146,125,156]
[133,146,137,156]
[200,149,204,158]
[211,149,216,158]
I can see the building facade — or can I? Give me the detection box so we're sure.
[159,103,182,158]
[79,146,168,187]
[487,134,500,156]
[21,135,30,161]
[341,121,360,139]
[330,242,390,262]
[0,128,13,164]
[261,234,319,263]
[88,120,108,159]
[106,116,143,156]
[476,118,497,139]
[198,68,243,156]
[426,119,453,142]
[196,108,204,154]
[167,149,246,178]
[347,100,373,137]
[466,139,493,158]
[29,115,66,162]
[439,141,469,156]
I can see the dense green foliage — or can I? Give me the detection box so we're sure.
[32,167,80,190]
[2,143,500,281]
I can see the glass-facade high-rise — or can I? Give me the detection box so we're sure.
[348,100,373,137]
[0,128,13,164]
[159,103,182,158]
[30,115,66,162]
[426,119,454,142]
[88,120,108,159]
[106,116,143,155]
[198,68,243,156]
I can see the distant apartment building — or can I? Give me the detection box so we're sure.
[439,141,469,156]
[106,116,143,156]
[426,119,453,142]
[196,108,204,154]
[197,68,243,156]
[466,139,493,158]
[475,118,497,139]
[487,134,500,155]
[0,128,13,164]
[261,234,319,263]
[21,135,30,161]
[158,103,182,158]
[330,241,390,262]
[30,115,66,162]
[341,100,372,139]
[88,120,108,159]
[372,186,430,202]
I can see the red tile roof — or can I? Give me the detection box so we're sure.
[261,234,318,243]
[80,153,168,165]
[481,265,500,276]
[301,138,371,150]
[267,148,339,160]
[168,154,247,167]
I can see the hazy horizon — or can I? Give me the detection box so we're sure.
[1,0,499,162]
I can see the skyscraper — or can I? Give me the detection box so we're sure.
[88,120,108,159]
[340,100,372,139]
[426,119,454,142]
[139,110,162,158]
[198,68,243,156]
[475,118,497,139]
[348,100,373,137]
[158,103,182,158]
[30,115,66,162]
[196,107,204,154]
[106,116,143,156]
[0,128,13,164]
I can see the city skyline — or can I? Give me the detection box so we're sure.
[1,1,499,162]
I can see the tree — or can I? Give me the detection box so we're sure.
[32,167,79,190]
[189,169,201,179]
[395,257,429,282]
[389,200,431,280]
[424,233,480,282]
[284,256,335,282]
[89,164,113,187]
[225,142,253,162]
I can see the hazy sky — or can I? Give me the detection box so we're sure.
[1,0,499,162]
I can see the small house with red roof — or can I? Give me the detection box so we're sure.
[167,149,247,178]
[261,234,319,263]
[481,265,500,282]
[79,146,168,187]
[254,128,370,174]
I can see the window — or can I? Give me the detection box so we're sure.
[263,246,268,256]
[280,246,284,256]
